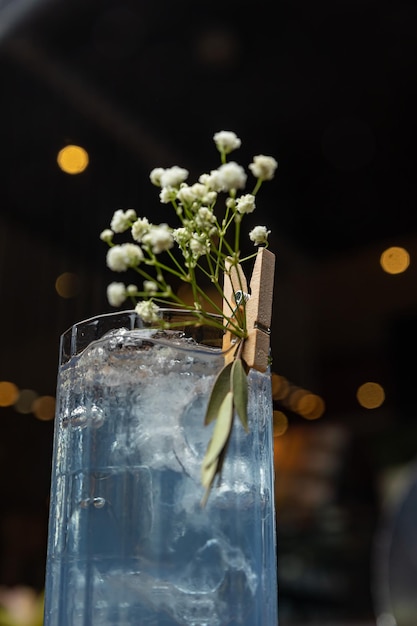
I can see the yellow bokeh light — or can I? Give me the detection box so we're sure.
[273,410,288,436]
[296,393,326,420]
[57,144,89,174]
[288,388,309,412]
[0,381,19,407]
[380,246,410,274]
[356,381,385,409]
[271,374,290,401]
[14,389,39,414]
[55,272,80,298]
[32,396,56,421]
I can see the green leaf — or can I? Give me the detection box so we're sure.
[202,390,234,469]
[200,457,219,507]
[231,358,249,431]
[201,456,218,490]
[204,361,233,425]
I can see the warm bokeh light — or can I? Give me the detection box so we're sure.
[380,246,410,274]
[356,381,385,409]
[271,374,290,401]
[273,410,289,436]
[276,381,325,420]
[287,388,309,412]
[14,389,39,414]
[32,395,56,421]
[0,381,19,407]
[57,144,89,174]
[55,272,80,298]
[296,393,326,420]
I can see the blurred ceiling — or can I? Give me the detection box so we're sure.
[0,0,417,488]
[1,0,416,258]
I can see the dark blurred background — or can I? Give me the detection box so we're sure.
[1,1,417,624]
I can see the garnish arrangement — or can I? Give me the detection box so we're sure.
[100,131,277,502]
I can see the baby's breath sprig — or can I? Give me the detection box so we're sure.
[100,130,277,502]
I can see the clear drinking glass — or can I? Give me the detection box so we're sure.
[43,310,278,626]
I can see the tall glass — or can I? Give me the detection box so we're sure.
[44,310,278,626]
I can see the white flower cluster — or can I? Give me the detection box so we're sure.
[106,282,137,307]
[100,131,277,325]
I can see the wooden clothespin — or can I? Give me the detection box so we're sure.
[222,257,248,362]
[222,247,275,371]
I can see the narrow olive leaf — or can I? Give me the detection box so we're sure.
[202,390,234,468]
[201,458,219,507]
[204,361,233,425]
[231,358,249,432]
[200,485,212,509]
[201,456,218,490]
[200,435,231,507]
[201,410,234,507]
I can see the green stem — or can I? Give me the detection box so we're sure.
[166,247,188,276]
[142,256,187,282]
[251,177,263,196]
[188,264,201,309]
[234,216,241,257]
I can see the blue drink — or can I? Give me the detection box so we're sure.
[44,311,278,625]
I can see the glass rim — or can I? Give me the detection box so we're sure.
[60,308,232,364]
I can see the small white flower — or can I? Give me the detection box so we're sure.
[160,166,189,188]
[135,300,160,323]
[176,182,212,206]
[195,206,217,231]
[106,246,127,272]
[191,182,210,197]
[150,167,165,187]
[107,282,127,307]
[159,187,177,204]
[249,225,271,246]
[173,227,191,246]
[143,280,158,294]
[131,217,150,242]
[198,173,210,185]
[106,243,144,271]
[210,162,247,192]
[235,193,256,214]
[123,243,144,266]
[100,229,114,243]
[110,209,137,233]
[125,209,137,221]
[213,131,241,154]
[126,284,138,295]
[204,190,217,205]
[190,233,210,258]
[249,155,278,181]
[176,184,196,205]
[142,224,174,254]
